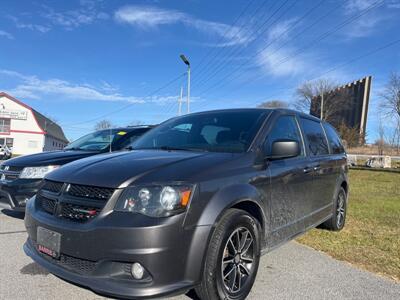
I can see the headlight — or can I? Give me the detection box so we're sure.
[115,184,193,217]
[19,166,60,179]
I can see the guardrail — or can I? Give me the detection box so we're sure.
[347,154,399,169]
[347,154,400,160]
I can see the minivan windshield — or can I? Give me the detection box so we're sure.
[133,110,269,153]
[65,129,138,151]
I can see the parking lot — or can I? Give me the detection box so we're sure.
[0,207,399,300]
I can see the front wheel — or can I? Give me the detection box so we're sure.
[195,209,261,300]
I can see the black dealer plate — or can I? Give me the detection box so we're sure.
[37,226,61,259]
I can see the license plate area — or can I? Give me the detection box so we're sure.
[37,227,61,259]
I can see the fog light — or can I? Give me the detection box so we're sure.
[131,262,144,279]
[16,196,29,205]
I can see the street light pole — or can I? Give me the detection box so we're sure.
[187,65,191,113]
[180,54,190,114]
[178,86,183,116]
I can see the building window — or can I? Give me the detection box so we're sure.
[0,118,11,134]
[28,141,38,148]
[6,138,13,149]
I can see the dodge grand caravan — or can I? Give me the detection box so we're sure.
[0,126,152,211]
[24,109,348,300]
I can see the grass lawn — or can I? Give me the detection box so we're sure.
[297,169,400,281]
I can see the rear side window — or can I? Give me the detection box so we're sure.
[113,129,149,150]
[300,118,329,156]
[266,115,304,156]
[323,123,345,154]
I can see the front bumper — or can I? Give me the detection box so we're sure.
[24,196,211,299]
[0,179,41,211]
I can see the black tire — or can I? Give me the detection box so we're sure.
[195,209,261,300]
[320,187,347,231]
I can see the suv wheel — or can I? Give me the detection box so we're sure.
[195,209,261,300]
[320,187,347,231]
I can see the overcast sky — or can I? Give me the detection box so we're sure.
[0,0,399,141]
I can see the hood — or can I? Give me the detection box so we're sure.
[4,150,100,167]
[46,150,236,188]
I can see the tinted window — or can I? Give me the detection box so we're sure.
[201,125,230,144]
[323,123,345,154]
[300,118,329,156]
[113,128,150,150]
[266,115,304,157]
[65,128,148,151]
[133,110,269,153]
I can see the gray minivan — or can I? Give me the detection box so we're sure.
[24,109,348,300]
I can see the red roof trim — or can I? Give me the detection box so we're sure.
[10,129,45,135]
[0,92,33,110]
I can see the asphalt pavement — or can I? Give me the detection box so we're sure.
[0,207,399,300]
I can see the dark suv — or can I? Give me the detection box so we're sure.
[0,126,152,211]
[24,109,348,300]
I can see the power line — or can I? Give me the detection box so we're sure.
[195,0,326,92]
[194,37,400,112]
[194,0,297,91]
[193,0,257,76]
[196,0,385,102]
[193,0,271,83]
[62,73,185,127]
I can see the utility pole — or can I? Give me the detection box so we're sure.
[187,65,191,113]
[320,92,324,120]
[109,127,112,153]
[180,54,191,114]
[178,86,183,116]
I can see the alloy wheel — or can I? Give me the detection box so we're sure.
[221,227,255,294]
[336,192,345,228]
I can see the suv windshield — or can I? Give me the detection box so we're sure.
[65,129,142,151]
[133,110,269,153]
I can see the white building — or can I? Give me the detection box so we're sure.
[0,92,68,156]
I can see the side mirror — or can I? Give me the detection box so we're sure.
[266,140,300,160]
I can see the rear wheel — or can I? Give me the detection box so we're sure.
[320,187,347,231]
[195,209,261,300]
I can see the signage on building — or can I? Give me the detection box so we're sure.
[0,109,28,120]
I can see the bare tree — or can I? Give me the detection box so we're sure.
[257,100,288,109]
[380,72,400,154]
[294,78,350,123]
[376,118,386,155]
[337,122,361,148]
[381,72,400,118]
[94,120,113,130]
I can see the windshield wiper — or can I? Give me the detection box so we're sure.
[65,147,98,151]
[134,146,209,152]
[158,146,209,152]
[158,146,191,151]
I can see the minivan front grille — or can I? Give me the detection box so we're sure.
[38,195,56,215]
[37,181,114,223]
[57,253,97,275]
[0,165,23,182]
[32,240,97,275]
[42,180,64,194]
[0,165,23,172]
[60,203,101,222]
[67,184,114,201]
